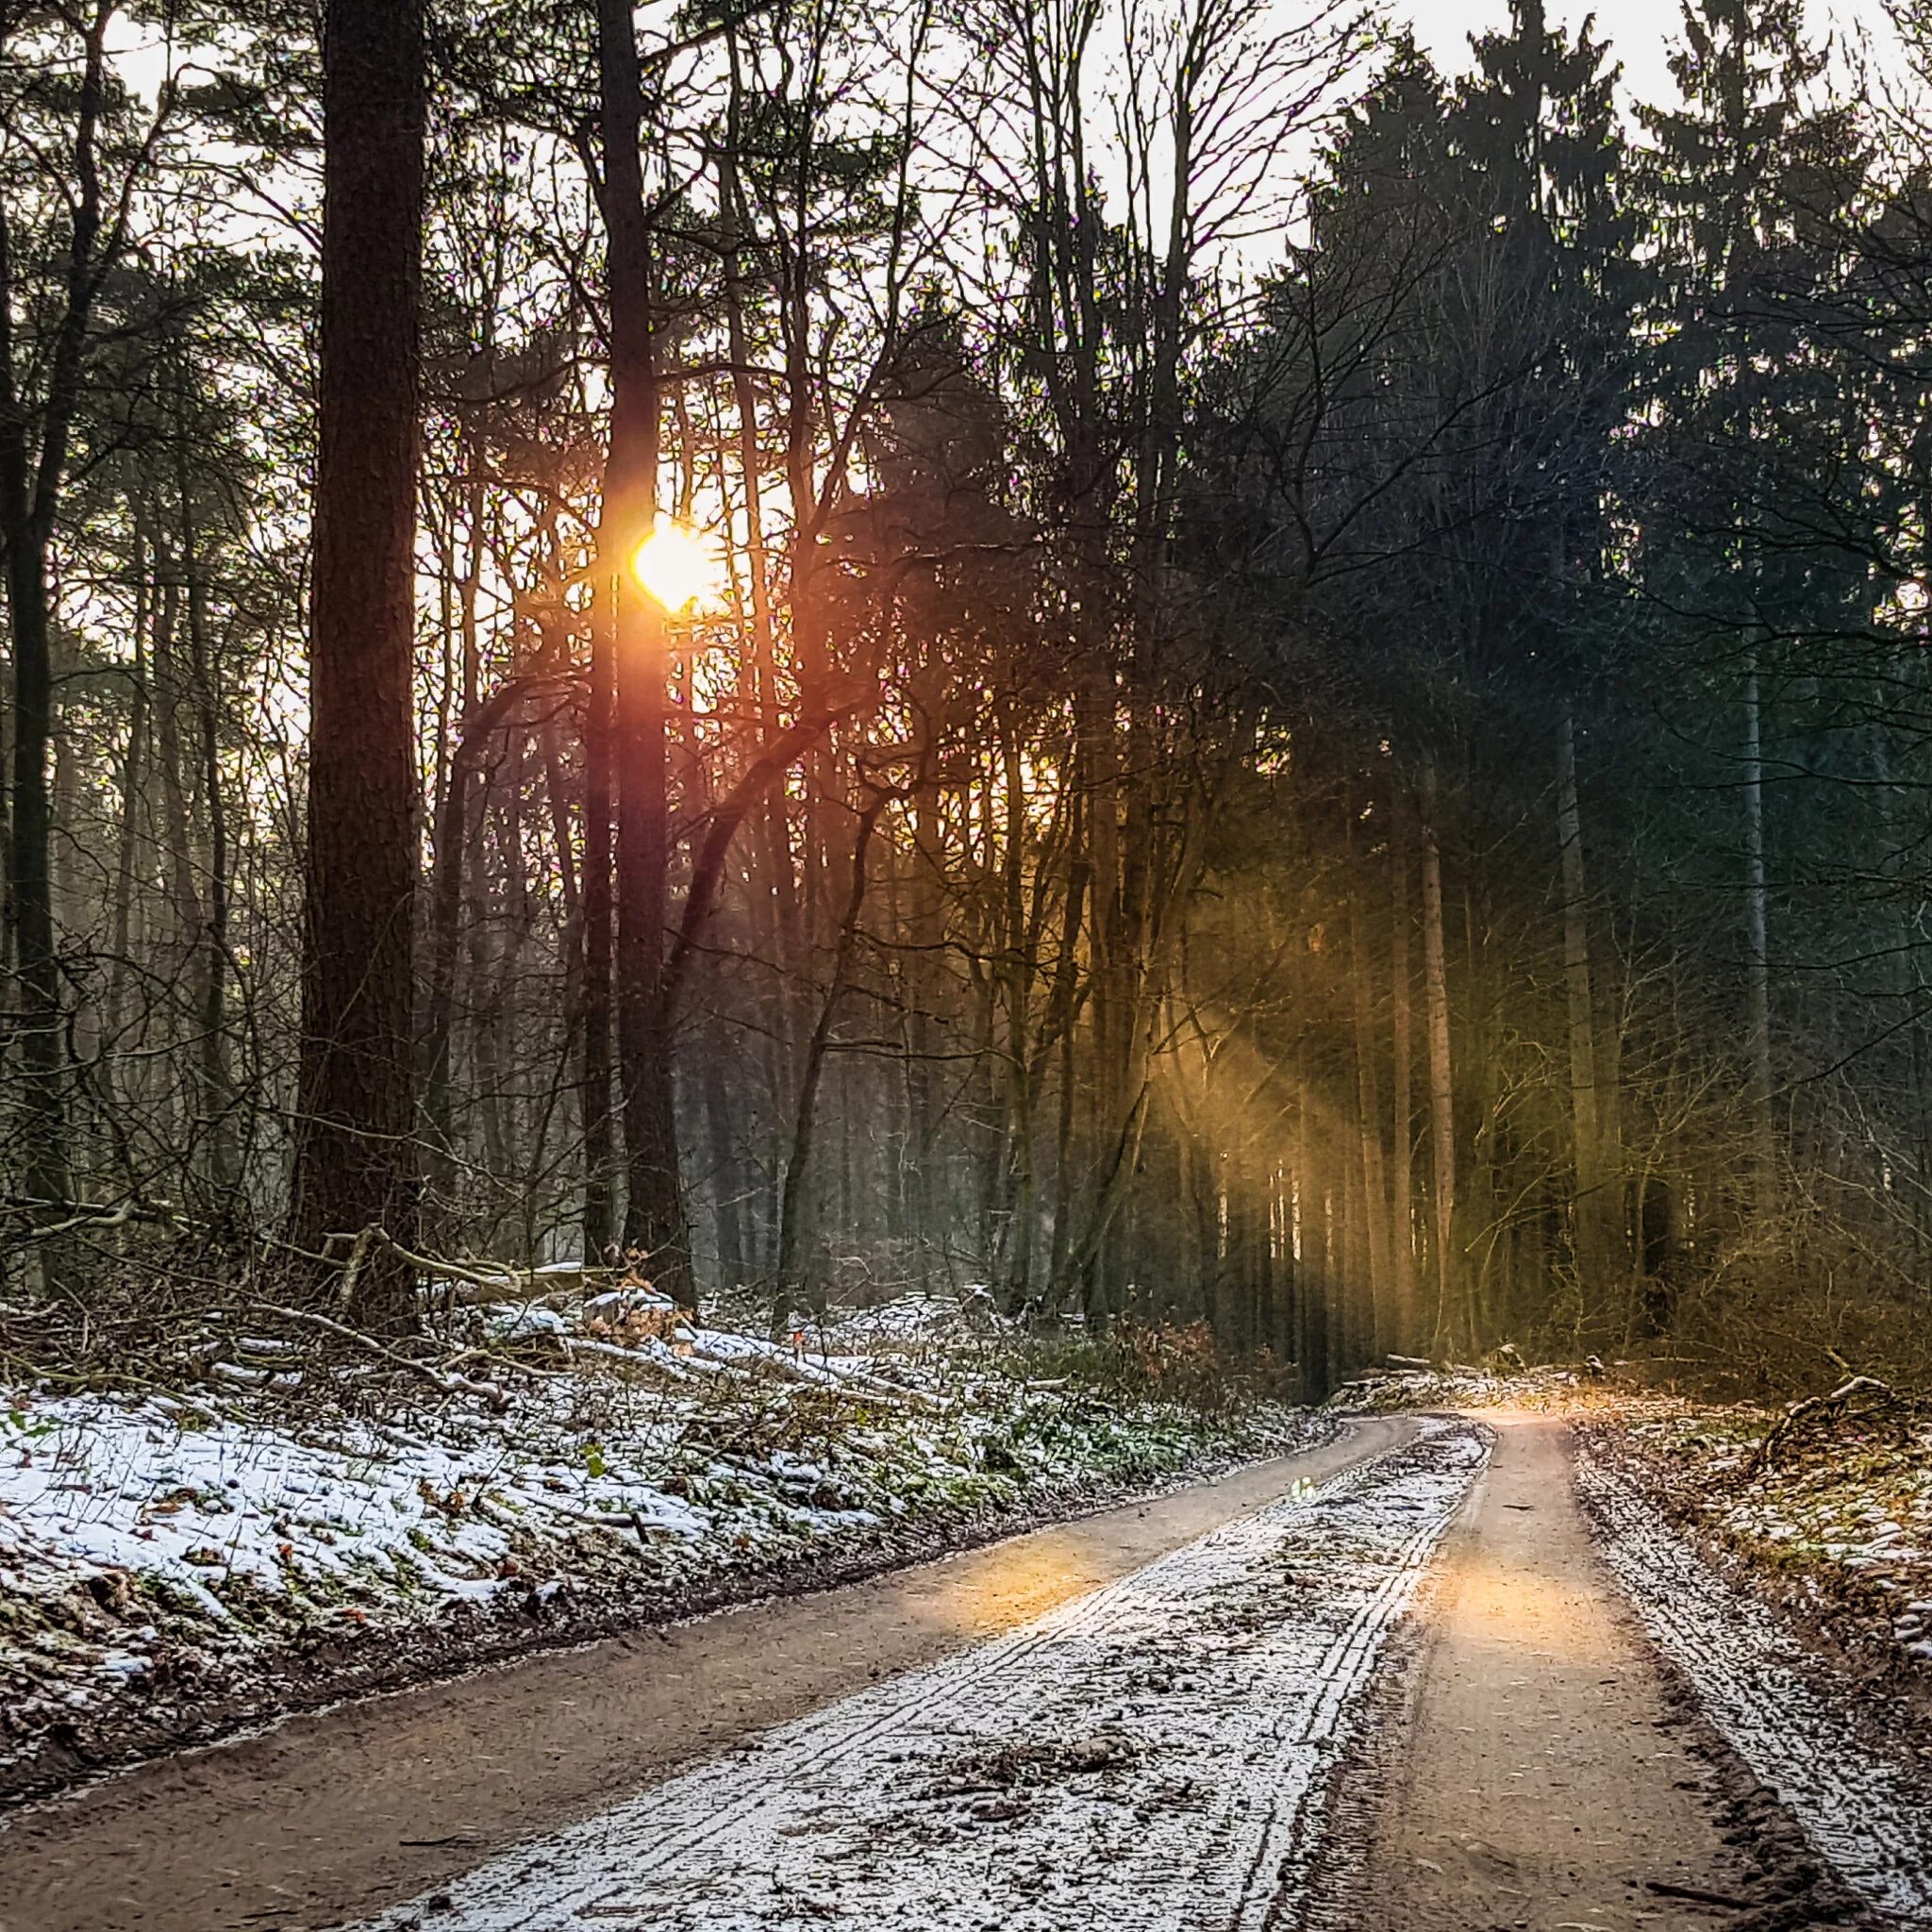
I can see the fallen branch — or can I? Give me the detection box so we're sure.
[1750,1374,1898,1475]
[365,1228,529,1299]
[2,1193,197,1241]
[250,1301,508,1408]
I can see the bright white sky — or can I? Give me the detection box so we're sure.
[1403,0,1897,106]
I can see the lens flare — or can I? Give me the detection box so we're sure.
[632,522,718,611]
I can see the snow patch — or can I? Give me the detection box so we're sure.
[355,1421,1488,1932]
[1578,1447,1932,1926]
[0,1315,1314,1778]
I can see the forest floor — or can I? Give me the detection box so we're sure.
[5,1344,1932,1931]
[0,1290,1314,1808]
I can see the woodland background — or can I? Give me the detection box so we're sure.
[5,0,1931,1395]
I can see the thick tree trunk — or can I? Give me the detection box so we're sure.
[290,0,426,1327]
[579,591,617,1260]
[3,523,71,1230]
[596,0,691,1305]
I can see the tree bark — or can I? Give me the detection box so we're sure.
[106,506,152,1092]
[777,791,892,1300]
[1389,829,1417,1353]
[0,10,119,1251]
[176,398,234,1201]
[1557,712,1620,1319]
[580,589,618,1260]
[1350,858,1391,1361]
[1420,758,1459,1355]
[1742,666,1776,1220]
[290,0,426,1327]
[596,0,691,1305]
[699,1022,746,1293]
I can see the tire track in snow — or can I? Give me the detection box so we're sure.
[357,1420,1489,1932]
[1577,1447,1932,1927]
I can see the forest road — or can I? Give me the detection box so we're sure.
[319,1412,1827,1932]
[0,1415,1414,1932]
[1316,1414,1782,1932]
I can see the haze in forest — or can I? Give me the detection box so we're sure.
[7,0,1932,1397]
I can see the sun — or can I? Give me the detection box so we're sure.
[632,521,720,611]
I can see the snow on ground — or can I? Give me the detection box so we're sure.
[0,1299,1313,1786]
[1577,1443,1932,1926]
[1607,1404,1932,1673]
[1328,1358,1687,1417]
[356,1419,1489,1932]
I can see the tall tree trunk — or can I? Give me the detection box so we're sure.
[468,776,508,1184]
[1742,666,1776,1219]
[699,1024,746,1293]
[106,508,152,1091]
[1389,831,1416,1354]
[421,626,469,1215]
[1350,865,1391,1362]
[290,0,426,1327]
[596,0,691,1304]
[777,791,891,1300]
[0,11,118,1249]
[176,408,234,1200]
[715,67,796,1116]
[579,591,617,1260]
[1557,712,1617,1322]
[1420,759,1459,1356]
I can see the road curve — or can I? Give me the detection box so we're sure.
[0,1415,1416,1932]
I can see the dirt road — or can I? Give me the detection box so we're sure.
[1321,1415,1759,1931]
[0,1418,1410,1932]
[7,1411,1923,1932]
[350,1416,1488,1932]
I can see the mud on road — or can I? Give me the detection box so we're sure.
[1307,1416,1764,1932]
[0,1417,1414,1932]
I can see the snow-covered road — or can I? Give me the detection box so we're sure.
[358,1421,1489,1932]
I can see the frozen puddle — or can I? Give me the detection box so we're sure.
[359,1421,1489,1932]
[1579,1449,1932,1926]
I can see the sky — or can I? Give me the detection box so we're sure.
[1402,0,1897,107]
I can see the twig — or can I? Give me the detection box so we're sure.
[250,1301,507,1408]
[1643,1878,1754,1910]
